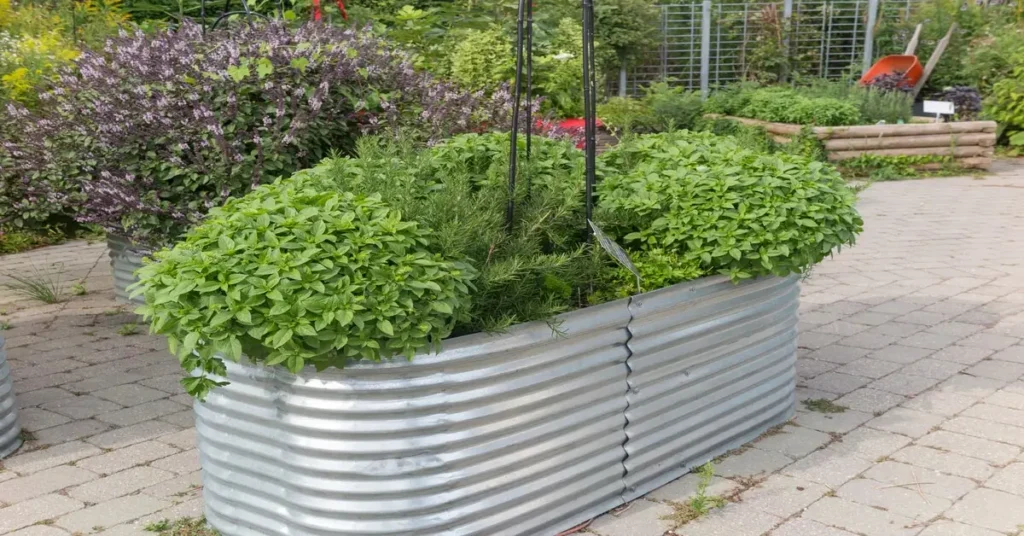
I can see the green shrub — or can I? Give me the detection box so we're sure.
[449,27,514,90]
[738,87,860,126]
[307,133,601,334]
[132,172,476,399]
[986,58,1024,148]
[598,97,654,135]
[703,82,761,116]
[597,131,862,280]
[797,80,912,124]
[597,82,703,134]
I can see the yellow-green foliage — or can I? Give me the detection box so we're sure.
[448,26,513,90]
[0,0,126,106]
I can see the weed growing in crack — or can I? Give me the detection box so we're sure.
[72,283,87,296]
[803,399,847,413]
[3,265,67,304]
[144,517,219,536]
[118,323,139,336]
[662,462,727,525]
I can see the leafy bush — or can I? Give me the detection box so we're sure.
[597,82,704,134]
[797,80,912,124]
[133,172,477,399]
[1,22,516,243]
[934,86,982,121]
[703,82,761,116]
[449,26,514,90]
[984,61,1024,147]
[536,18,585,118]
[314,133,600,334]
[738,87,860,126]
[597,131,862,280]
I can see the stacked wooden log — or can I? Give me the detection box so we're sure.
[817,121,997,170]
[714,116,997,170]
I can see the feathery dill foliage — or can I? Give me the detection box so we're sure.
[0,21,519,245]
[302,133,604,334]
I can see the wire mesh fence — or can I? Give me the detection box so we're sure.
[614,0,918,95]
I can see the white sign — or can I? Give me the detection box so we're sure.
[924,100,955,116]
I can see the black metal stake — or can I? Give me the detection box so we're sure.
[505,0,528,231]
[582,0,597,241]
[524,0,534,198]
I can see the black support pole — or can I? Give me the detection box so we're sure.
[506,0,528,232]
[524,0,534,198]
[582,0,597,240]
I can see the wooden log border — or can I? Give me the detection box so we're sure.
[710,116,998,170]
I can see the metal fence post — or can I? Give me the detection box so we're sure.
[700,0,712,98]
[863,0,879,74]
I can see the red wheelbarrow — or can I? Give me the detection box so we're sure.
[859,54,923,90]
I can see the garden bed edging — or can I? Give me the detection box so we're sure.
[194,275,799,536]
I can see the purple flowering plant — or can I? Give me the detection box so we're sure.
[0,21,519,247]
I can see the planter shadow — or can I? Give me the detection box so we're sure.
[194,275,799,536]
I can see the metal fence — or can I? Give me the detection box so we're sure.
[616,0,917,96]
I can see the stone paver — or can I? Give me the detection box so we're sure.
[3,174,1024,535]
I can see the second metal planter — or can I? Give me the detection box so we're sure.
[194,275,800,536]
[0,336,22,459]
[107,235,147,305]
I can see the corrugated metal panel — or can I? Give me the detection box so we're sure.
[195,299,632,536]
[107,236,145,305]
[622,276,799,499]
[0,336,22,459]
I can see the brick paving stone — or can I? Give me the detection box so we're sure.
[68,466,176,503]
[916,430,1021,464]
[769,519,858,536]
[796,387,840,402]
[139,471,202,500]
[588,500,675,536]
[935,375,1006,398]
[715,448,792,478]
[85,421,182,450]
[901,332,967,351]
[154,429,196,450]
[958,333,1021,351]
[891,445,995,480]
[945,488,1024,533]
[150,449,200,475]
[39,395,122,420]
[782,447,872,488]
[902,391,978,417]
[829,427,912,461]
[834,388,906,414]
[864,322,927,338]
[32,419,111,446]
[835,477,950,520]
[896,311,951,326]
[870,301,925,316]
[54,494,170,534]
[984,462,1024,495]
[867,407,946,438]
[737,474,828,518]
[17,407,71,431]
[916,521,1005,536]
[6,526,74,536]
[900,358,969,380]
[797,359,839,379]
[0,494,84,533]
[2,441,103,476]
[868,345,934,365]
[989,345,1024,364]
[964,359,1024,381]
[838,333,901,350]
[925,322,987,338]
[0,465,96,503]
[835,359,902,379]
[808,345,872,365]
[962,403,1024,428]
[800,332,843,350]
[76,441,179,475]
[92,384,168,406]
[863,461,976,501]
[803,373,872,395]
[942,415,1024,446]
[646,474,740,504]
[794,408,873,434]
[985,390,1024,410]
[753,425,831,458]
[15,387,75,408]
[929,345,995,365]
[803,496,919,536]
[847,312,899,326]
[868,373,943,396]
[672,503,781,536]
[812,321,873,337]
[94,399,186,427]
[158,409,195,428]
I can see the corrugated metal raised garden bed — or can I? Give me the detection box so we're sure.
[0,335,22,459]
[195,275,799,536]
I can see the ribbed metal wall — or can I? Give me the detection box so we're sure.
[623,276,800,499]
[0,336,22,459]
[195,299,633,536]
[194,276,800,536]
[107,236,146,305]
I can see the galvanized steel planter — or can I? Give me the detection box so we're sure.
[623,276,799,499]
[194,276,800,536]
[0,335,22,459]
[107,236,146,305]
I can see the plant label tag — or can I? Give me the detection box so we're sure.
[589,220,642,292]
[923,100,955,116]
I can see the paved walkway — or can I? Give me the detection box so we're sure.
[1,168,1024,536]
